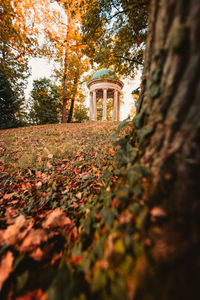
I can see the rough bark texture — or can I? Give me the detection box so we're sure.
[134,0,200,298]
[67,97,75,123]
[67,76,78,123]
[62,10,71,124]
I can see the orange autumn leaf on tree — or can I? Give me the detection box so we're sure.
[0,251,14,290]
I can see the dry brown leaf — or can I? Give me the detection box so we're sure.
[42,208,71,229]
[3,215,26,245]
[3,193,15,200]
[150,207,167,217]
[29,248,44,261]
[46,161,52,168]
[19,229,47,252]
[0,251,14,290]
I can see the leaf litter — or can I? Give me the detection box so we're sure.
[0,122,119,298]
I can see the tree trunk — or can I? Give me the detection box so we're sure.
[133,0,200,298]
[67,97,75,123]
[62,9,71,123]
[67,76,78,123]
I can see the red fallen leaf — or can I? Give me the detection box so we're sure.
[15,289,47,300]
[3,193,15,200]
[0,230,4,246]
[69,226,78,240]
[3,215,26,245]
[29,247,43,261]
[119,212,133,225]
[46,161,52,168]
[19,229,47,252]
[21,184,26,190]
[51,251,63,265]
[35,170,41,177]
[0,251,14,290]
[71,256,83,264]
[42,208,71,229]
[5,207,17,220]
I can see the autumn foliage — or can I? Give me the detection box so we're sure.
[0,122,124,298]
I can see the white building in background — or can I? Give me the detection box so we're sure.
[87,68,124,121]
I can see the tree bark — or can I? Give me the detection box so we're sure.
[67,97,75,123]
[133,0,200,298]
[67,75,78,123]
[62,9,71,123]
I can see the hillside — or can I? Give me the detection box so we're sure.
[0,121,133,299]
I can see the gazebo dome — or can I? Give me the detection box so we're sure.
[92,68,118,80]
[88,68,123,122]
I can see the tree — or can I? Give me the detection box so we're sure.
[81,0,150,76]
[128,0,200,298]
[29,78,62,125]
[0,0,59,126]
[42,0,90,123]
[0,70,19,129]
[73,104,89,122]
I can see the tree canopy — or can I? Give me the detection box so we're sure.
[81,0,150,76]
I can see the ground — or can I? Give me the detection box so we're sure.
[0,122,122,299]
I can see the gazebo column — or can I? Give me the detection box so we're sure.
[89,92,93,120]
[113,90,118,121]
[117,92,120,121]
[102,88,107,120]
[92,90,97,121]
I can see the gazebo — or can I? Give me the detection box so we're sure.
[87,68,124,121]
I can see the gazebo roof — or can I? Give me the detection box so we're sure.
[92,68,119,80]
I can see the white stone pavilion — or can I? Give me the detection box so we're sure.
[87,68,124,121]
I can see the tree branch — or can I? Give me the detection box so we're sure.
[114,55,143,65]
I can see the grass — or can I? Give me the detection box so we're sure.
[0,121,121,298]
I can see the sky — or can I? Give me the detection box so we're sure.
[25,58,142,120]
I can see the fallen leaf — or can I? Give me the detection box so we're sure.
[3,215,26,245]
[19,229,47,252]
[29,248,44,261]
[75,192,82,199]
[0,251,14,290]
[46,161,52,168]
[36,181,42,189]
[15,289,47,300]
[42,208,71,229]
[150,207,167,217]
[3,193,15,200]
[51,251,62,265]
[48,153,53,159]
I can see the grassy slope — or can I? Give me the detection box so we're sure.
[0,122,119,299]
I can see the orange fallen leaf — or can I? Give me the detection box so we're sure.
[42,208,71,229]
[150,207,167,217]
[19,229,47,252]
[29,248,44,261]
[3,215,26,245]
[0,251,14,290]
[51,251,63,265]
[3,193,15,200]
[46,161,52,168]
[15,289,47,300]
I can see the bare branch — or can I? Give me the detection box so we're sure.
[114,55,143,65]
